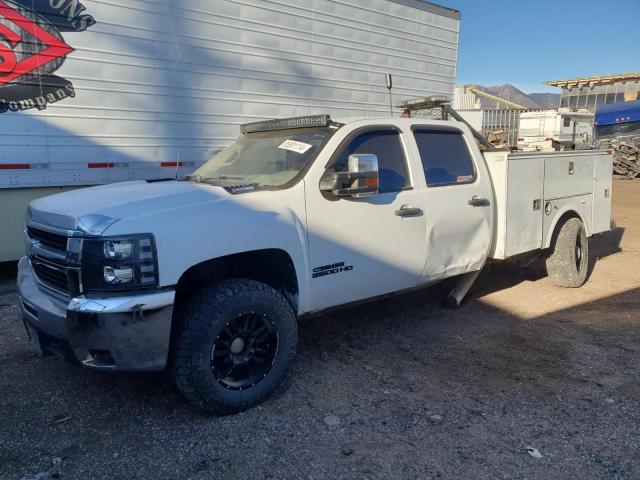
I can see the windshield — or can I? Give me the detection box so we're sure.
[191,126,334,188]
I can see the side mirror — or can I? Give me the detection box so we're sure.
[320,154,379,198]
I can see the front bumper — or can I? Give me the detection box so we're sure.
[17,257,175,372]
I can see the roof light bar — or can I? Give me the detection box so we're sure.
[240,114,331,134]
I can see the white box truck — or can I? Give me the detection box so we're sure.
[18,114,612,414]
[0,0,461,261]
[517,109,594,152]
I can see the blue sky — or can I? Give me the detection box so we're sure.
[441,0,640,93]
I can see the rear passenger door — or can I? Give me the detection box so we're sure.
[411,126,493,281]
[305,126,427,311]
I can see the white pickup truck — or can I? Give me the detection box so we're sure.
[18,115,612,414]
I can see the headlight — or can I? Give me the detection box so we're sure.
[103,265,134,285]
[103,239,133,260]
[81,234,159,292]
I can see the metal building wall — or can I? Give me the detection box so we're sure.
[0,0,460,188]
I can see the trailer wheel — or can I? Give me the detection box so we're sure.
[545,217,589,287]
[173,279,297,415]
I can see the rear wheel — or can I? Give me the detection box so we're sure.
[546,217,589,287]
[173,279,297,415]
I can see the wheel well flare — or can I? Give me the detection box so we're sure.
[175,249,299,310]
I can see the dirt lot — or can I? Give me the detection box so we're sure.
[1,180,639,480]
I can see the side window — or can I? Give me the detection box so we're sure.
[413,129,476,187]
[563,117,571,127]
[333,130,410,193]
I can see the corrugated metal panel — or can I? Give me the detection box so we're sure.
[0,0,459,188]
[482,109,544,147]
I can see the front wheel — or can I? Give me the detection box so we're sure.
[546,217,589,288]
[173,279,297,415]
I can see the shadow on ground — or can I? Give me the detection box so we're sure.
[1,272,639,479]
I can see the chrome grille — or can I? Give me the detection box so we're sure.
[31,257,69,294]
[27,226,68,252]
[26,224,81,296]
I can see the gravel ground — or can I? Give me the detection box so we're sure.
[1,180,639,480]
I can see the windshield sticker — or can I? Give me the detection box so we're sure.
[278,139,313,154]
[457,175,473,183]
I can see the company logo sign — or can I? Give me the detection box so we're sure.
[0,0,94,112]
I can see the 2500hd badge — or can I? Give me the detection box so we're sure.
[312,261,354,279]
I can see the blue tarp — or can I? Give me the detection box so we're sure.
[594,100,640,126]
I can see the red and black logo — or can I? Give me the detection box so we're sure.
[0,0,94,112]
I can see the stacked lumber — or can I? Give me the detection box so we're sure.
[612,140,640,179]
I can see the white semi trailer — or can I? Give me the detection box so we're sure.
[0,0,461,261]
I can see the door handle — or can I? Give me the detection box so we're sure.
[468,195,490,207]
[395,205,423,217]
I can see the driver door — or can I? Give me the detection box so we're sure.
[304,126,427,312]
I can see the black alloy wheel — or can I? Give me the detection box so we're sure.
[173,278,298,415]
[211,312,278,390]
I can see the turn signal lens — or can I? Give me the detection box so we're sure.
[365,177,379,187]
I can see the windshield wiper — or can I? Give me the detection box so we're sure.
[187,174,248,183]
[200,175,248,183]
[185,173,202,183]
[214,175,246,180]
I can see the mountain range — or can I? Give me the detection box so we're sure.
[465,84,560,109]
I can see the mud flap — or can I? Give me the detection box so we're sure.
[445,268,482,308]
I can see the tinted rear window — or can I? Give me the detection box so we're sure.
[413,129,476,187]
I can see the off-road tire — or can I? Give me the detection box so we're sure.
[173,279,297,415]
[546,217,589,287]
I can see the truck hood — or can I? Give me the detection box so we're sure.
[28,180,229,234]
